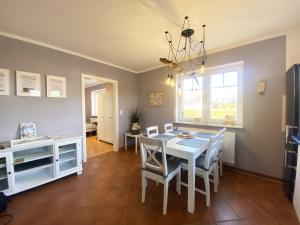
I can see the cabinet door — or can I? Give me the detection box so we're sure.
[55,139,81,176]
[0,152,14,193]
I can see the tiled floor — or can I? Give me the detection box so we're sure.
[1,147,299,225]
[86,136,113,158]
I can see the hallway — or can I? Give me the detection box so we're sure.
[86,136,113,158]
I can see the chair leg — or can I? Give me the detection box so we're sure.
[204,173,210,207]
[141,175,146,203]
[163,181,169,215]
[213,166,219,193]
[219,157,223,176]
[176,170,181,195]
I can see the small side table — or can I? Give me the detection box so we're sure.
[125,132,141,154]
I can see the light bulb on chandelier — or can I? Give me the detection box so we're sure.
[200,61,206,74]
[170,79,175,87]
[165,74,171,85]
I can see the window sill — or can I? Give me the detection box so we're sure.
[174,121,244,129]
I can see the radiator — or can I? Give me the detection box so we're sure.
[177,126,236,165]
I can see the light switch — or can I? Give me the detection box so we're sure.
[120,110,124,116]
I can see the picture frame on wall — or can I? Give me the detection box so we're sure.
[46,75,67,98]
[16,71,41,97]
[0,68,10,95]
[149,91,163,106]
[20,122,37,139]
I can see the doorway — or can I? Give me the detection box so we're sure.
[81,74,119,162]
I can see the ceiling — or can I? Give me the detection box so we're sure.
[0,0,299,73]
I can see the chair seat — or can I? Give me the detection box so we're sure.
[143,157,181,177]
[179,153,216,171]
[195,154,216,171]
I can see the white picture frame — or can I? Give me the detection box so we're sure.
[0,68,10,95]
[46,75,67,98]
[20,122,37,139]
[16,71,41,97]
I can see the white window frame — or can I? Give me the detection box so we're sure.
[175,61,244,128]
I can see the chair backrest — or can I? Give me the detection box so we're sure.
[139,136,168,176]
[203,133,222,169]
[164,123,173,133]
[218,128,226,151]
[146,126,159,137]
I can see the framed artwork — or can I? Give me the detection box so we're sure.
[0,68,10,95]
[47,75,67,98]
[20,122,37,139]
[16,71,41,97]
[149,91,163,106]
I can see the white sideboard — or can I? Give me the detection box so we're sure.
[0,136,83,195]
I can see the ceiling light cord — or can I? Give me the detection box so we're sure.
[160,16,208,86]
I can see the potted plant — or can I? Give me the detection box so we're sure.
[131,108,141,135]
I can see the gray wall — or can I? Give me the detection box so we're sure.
[0,36,138,147]
[138,36,286,178]
[85,83,112,122]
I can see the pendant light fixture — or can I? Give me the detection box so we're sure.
[160,16,208,87]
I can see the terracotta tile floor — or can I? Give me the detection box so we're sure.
[1,148,299,225]
[86,136,113,158]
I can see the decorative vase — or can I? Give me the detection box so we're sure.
[131,123,141,135]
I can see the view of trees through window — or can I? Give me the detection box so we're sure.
[210,72,238,121]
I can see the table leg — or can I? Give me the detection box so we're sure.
[134,137,138,154]
[125,134,127,150]
[187,156,196,214]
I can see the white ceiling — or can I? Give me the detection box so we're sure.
[0,0,299,73]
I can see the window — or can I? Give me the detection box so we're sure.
[91,89,107,116]
[91,90,98,116]
[176,62,243,127]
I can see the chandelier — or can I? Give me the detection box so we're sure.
[160,16,207,87]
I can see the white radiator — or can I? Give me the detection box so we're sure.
[177,126,236,165]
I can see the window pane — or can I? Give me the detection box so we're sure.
[211,74,223,87]
[182,77,202,90]
[183,78,193,91]
[193,77,202,90]
[210,86,237,121]
[182,90,202,119]
[224,72,238,86]
[91,91,97,116]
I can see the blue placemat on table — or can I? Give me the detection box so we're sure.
[177,138,208,148]
[153,134,176,140]
[195,132,216,139]
[170,129,184,134]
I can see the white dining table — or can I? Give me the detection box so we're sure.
[162,131,209,214]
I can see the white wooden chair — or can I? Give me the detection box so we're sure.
[146,126,159,137]
[181,134,222,207]
[164,123,173,133]
[217,128,226,176]
[139,136,181,215]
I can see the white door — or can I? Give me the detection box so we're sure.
[96,88,113,143]
[104,90,113,143]
[97,90,106,142]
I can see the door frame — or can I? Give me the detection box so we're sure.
[81,73,119,162]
